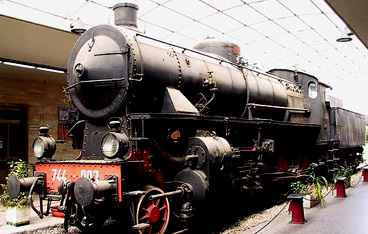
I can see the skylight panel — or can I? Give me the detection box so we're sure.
[262,46,297,66]
[91,0,123,8]
[307,50,324,61]
[269,43,292,56]
[8,0,86,18]
[334,57,353,70]
[352,37,368,53]
[249,38,281,54]
[250,0,294,19]
[307,41,334,53]
[0,1,70,31]
[244,0,273,4]
[278,0,321,15]
[70,2,111,26]
[150,0,172,3]
[299,14,337,39]
[200,0,244,11]
[303,52,324,64]
[292,54,310,67]
[272,33,301,50]
[140,6,193,32]
[164,33,197,48]
[249,20,287,37]
[224,4,268,26]
[294,29,323,43]
[295,44,316,60]
[246,42,302,69]
[200,12,244,33]
[321,27,343,43]
[243,44,265,61]
[321,49,343,62]
[273,34,315,58]
[337,45,362,61]
[325,13,349,31]
[94,0,158,17]
[136,0,160,16]
[310,0,334,14]
[177,22,222,41]
[139,20,173,39]
[164,0,217,20]
[274,17,310,32]
[335,42,357,55]
[228,27,266,44]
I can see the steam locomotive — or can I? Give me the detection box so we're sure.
[7,3,365,234]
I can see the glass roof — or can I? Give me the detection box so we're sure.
[1,0,368,114]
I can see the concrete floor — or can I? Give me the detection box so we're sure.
[0,174,367,234]
[242,177,368,234]
[0,200,63,234]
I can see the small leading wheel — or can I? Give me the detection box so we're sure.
[68,203,104,232]
[136,186,170,234]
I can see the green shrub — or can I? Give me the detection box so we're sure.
[290,181,308,194]
[0,160,30,208]
[332,166,354,182]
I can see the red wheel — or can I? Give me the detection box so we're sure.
[136,186,170,234]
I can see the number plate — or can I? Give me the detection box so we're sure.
[36,162,122,201]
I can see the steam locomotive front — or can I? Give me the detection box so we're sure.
[4,2,331,233]
[67,25,131,119]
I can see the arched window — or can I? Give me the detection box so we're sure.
[308,81,318,98]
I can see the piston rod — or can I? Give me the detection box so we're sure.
[149,189,183,200]
[149,183,193,200]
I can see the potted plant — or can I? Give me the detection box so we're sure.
[290,173,329,208]
[0,160,31,226]
[305,173,329,208]
[290,180,317,208]
[333,166,354,188]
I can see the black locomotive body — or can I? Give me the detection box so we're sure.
[7,17,365,234]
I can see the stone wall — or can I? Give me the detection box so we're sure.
[0,67,79,171]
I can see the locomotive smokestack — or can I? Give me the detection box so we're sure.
[112,2,139,28]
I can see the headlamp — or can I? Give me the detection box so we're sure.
[32,126,56,160]
[101,120,130,159]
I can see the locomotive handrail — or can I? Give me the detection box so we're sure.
[247,103,308,112]
[135,33,296,84]
[94,46,130,56]
[65,77,126,90]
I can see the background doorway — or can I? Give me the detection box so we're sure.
[0,106,27,184]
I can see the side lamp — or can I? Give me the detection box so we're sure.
[32,125,56,160]
[101,120,130,160]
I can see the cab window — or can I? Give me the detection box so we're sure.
[308,81,317,98]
